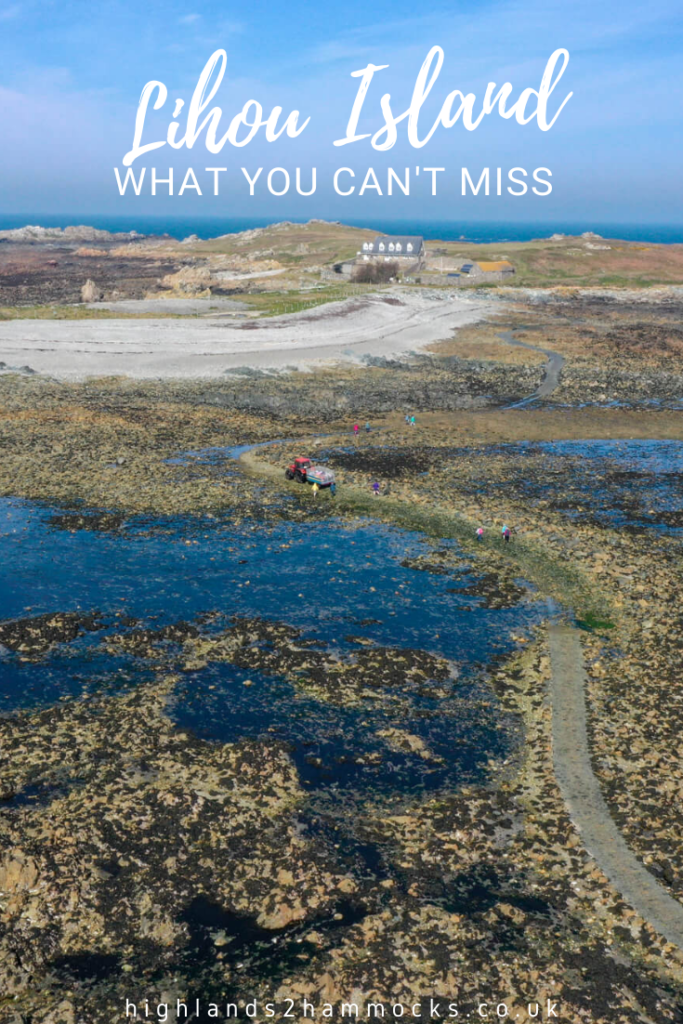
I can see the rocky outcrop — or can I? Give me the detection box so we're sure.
[80,279,102,302]
[159,266,213,295]
[0,225,143,242]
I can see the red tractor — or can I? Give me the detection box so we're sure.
[285,457,336,487]
[285,457,312,482]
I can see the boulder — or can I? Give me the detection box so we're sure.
[81,278,102,302]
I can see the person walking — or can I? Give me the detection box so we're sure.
[330,481,336,497]
[410,415,416,426]
[476,527,484,541]
[353,423,359,437]
[365,421,371,433]
[405,414,411,425]
[312,482,319,498]
[372,481,380,498]
[502,524,511,543]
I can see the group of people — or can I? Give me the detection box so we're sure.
[476,524,512,543]
[309,425,511,539]
[311,481,336,498]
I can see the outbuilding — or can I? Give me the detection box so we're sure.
[460,260,515,282]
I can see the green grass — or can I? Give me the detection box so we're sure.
[0,283,383,321]
[576,612,616,634]
[238,283,384,317]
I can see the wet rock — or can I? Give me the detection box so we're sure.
[0,610,104,658]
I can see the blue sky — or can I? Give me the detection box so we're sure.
[0,0,681,222]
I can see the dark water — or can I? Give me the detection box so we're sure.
[0,497,545,797]
[2,213,682,244]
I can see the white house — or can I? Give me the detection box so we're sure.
[360,235,425,261]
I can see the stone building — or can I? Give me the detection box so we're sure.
[460,260,515,283]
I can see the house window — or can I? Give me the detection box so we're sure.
[407,243,413,252]
[395,243,402,252]
[378,243,385,251]
[362,243,369,251]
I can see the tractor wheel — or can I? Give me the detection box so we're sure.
[285,469,294,480]
[295,470,305,483]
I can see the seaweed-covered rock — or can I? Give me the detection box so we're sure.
[0,610,103,658]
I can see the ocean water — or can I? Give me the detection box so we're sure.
[1,213,682,245]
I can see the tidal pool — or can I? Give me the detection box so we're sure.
[321,439,683,534]
[0,497,546,799]
[466,439,683,534]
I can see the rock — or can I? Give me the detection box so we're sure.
[160,266,213,295]
[0,224,144,242]
[0,851,40,892]
[81,278,102,302]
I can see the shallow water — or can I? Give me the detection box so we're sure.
[0,496,545,798]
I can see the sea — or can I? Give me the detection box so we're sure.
[0,214,682,245]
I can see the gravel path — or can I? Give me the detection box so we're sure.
[548,623,683,949]
[497,329,565,406]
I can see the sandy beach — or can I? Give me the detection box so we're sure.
[0,290,492,379]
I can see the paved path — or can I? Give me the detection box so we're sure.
[497,329,565,407]
[548,624,683,949]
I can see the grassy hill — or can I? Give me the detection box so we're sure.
[423,234,683,288]
[185,221,683,287]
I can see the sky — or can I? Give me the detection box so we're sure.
[0,0,681,224]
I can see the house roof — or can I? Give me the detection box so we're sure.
[476,260,513,272]
[362,235,425,254]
